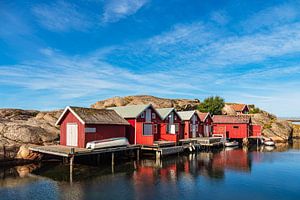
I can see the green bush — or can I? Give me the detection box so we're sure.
[197,96,225,115]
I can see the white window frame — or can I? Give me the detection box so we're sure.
[152,113,156,119]
[85,127,96,133]
[140,112,145,118]
[143,123,153,136]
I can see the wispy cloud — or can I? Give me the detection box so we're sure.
[32,1,91,32]
[241,3,300,32]
[102,0,148,23]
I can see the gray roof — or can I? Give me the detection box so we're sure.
[156,108,174,119]
[107,104,154,119]
[56,106,129,125]
[177,110,197,121]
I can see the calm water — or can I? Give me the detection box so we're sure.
[1,142,300,200]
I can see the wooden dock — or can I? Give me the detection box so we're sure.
[29,145,140,157]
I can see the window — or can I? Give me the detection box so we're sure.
[152,113,156,119]
[140,112,144,118]
[233,126,239,129]
[85,127,96,133]
[195,124,198,131]
[175,124,179,133]
[143,123,153,135]
[174,115,177,120]
[153,124,158,134]
[168,124,176,134]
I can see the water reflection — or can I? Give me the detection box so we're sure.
[1,142,300,200]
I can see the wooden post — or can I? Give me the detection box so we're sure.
[111,152,115,166]
[111,152,115,174]
[97,154,100,165]
[70,155,74,185]
[156,151,161,160]
[136,149,140,161]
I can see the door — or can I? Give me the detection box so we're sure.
[145,109,151,122]
[204,125,210,137]
[192,115,197,137]
[67,123,78,146]
[192,125,196,137]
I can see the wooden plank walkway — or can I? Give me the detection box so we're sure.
[29,145,140,157]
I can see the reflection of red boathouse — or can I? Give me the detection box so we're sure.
[212,149,251,172]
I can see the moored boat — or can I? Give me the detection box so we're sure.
[86,137,129,149]
[224,141,239,147]
[264,140,275,146]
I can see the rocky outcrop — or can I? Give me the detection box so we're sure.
[292,124,300,138]
[251,113,293,142]
[91,95,201,111]
[0,109,62,160]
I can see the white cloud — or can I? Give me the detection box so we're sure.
[32,1,91,32]
[210,11,229,25]
[241,3,300,32]
[102,0,148,23]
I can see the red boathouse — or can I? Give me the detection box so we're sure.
[108,104,162,145]
[212,115,251,139]
[156,108,182,142]
[177,111,201,139]
[56,106,129,148]
[197,112,213,137]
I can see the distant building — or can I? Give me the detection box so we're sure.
[229,104,249,114]
[56,106,129,148]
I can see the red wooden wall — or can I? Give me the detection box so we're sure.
[213,123,249,139]
[85,124,126,145]
[250,124,262,137]
[60,110,85,148]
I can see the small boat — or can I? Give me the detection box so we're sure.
[264,140,275,146]
[86,137,129,149]
[224,141,239,147]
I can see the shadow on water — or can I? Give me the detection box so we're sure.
[1,140,300,200]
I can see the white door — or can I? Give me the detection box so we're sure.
[67,124,78,146]
[145,109,151,122]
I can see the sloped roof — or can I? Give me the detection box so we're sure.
[156,108,182,120]
[56,106,129,126]
[212,115,251,124]
[197,111,210,122]
[177,110,197,121]
[230,104,248,112]
[107,104,161,119]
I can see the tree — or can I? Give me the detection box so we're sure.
[197,96,225,115]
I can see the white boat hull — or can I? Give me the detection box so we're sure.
[224,141,239,147]
[86,137,129,149]
[264,141,275,146]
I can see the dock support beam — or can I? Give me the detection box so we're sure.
[69,147,75,185]
[111,152,115,174]
[69,155,74,185]
[156,151,161,160]
[136,149,140,161]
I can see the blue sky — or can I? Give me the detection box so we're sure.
[0,0,300,117]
